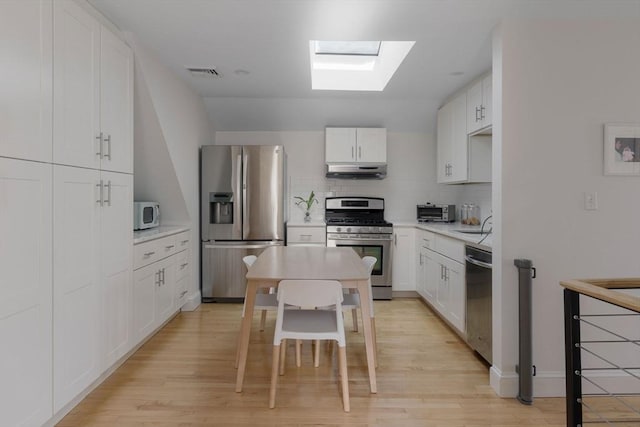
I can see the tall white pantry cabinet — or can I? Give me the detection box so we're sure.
[0,1,134,426]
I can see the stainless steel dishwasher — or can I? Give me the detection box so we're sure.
[465,245,492,364]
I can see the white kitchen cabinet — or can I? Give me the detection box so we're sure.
[101,171,134,366]
[416,231,466,334]
[287,224,326,246]
[53,0,133,173]
[437,92,468,183]
[415,230,435,301]
[133,231,191,342]
[467,73,492,134]
[325,127,386,163]
[0,158,53,427]
[437,90,491,184]
[0,0,53,163]
[52,165,133,411]
[391,227,415,291]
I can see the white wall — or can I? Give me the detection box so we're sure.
[492,18,640,397]
[125,34,213,308]
[213,131,476,223]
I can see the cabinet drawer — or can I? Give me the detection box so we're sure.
[175,231,191,252]
[175,249,190,281]
[134,234,179,269]
[134,239,164,269]
[418,230,435,249]
[434,235,464,263]
[287,226,326,244]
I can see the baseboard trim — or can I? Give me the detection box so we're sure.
[392,290,419,298]
[181,290,201,311]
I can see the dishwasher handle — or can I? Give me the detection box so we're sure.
[204,242,281,250]
[465,255,493,269]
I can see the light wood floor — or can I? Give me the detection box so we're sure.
[58,299,567,426]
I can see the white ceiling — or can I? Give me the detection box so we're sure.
[89,0,639,133]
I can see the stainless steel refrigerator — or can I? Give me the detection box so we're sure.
[200,145,285,302]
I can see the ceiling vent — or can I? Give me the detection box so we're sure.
[187,67,221,78]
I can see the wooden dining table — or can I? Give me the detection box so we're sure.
[235,245,377,393]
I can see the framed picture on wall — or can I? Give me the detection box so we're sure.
[604,123,640,176]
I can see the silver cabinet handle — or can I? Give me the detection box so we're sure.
[165,245,175,250]
[104,134,112,160]
[155,270,161,286]
[351,146,354,160]
[96,133,103,158]
[475,106,481,122]
[144,251,156,257]
[181,239,189,245]
[103,180,111,206]
[480,105,486,120]
[180,262,189,269]
[96,180,103,206]
[358,145,362,159]
[160,268,165,285]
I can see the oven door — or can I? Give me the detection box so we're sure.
[326,236,392,300]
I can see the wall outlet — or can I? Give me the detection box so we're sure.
[584,192,598,211]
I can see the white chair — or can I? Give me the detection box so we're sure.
[313,256,378,368]
[269,280,350,412]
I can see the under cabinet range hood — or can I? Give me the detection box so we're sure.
[325,163,387,179]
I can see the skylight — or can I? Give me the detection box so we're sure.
[309,40,415,91]
[314,41,381,56]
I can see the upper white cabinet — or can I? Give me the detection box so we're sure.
[325,127,387,163]
[466,73,492,134]
[0,158,53,427]
[53,0,133,173]
[437,92,468,183]
[437,84,492,184]
[0,0,53,163]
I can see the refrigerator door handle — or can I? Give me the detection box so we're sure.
[242,152,249,239]
[233,153,243,237]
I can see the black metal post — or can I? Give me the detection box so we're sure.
[564,288,582,427]
[514,259,534,405]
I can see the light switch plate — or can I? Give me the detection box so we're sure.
[584,192,598,211]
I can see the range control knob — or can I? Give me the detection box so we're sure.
[336,227,342,232]
[346,227,352,233]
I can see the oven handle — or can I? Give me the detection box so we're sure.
[465,255,493,269]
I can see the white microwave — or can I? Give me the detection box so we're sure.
[134,202,160,230]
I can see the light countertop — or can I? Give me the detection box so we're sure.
[393,221,492,250]
[134,225,190,244]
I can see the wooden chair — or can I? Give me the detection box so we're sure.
[269,280,349,412]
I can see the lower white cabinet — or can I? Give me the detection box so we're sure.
[392,227,415,291]
[416,231,466,334]
[52,165,133,412]
[286,224,326,246]
[0,158,53,427]
[133,230,191,342]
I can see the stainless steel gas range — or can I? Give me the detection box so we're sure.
[325,197,393,300]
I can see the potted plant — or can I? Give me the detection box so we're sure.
[294,191,318,223]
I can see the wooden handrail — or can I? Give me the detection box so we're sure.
[560,278,640,313]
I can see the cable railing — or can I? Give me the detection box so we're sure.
[560,278,640,427]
